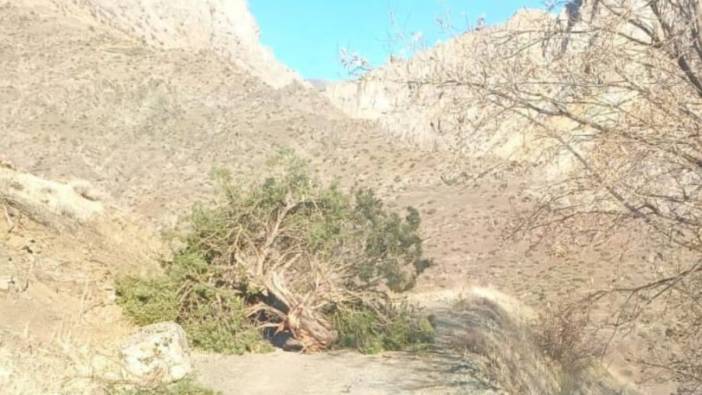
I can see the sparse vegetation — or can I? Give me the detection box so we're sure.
[117,153,433,353]
[535,303,600,378]
[109,378,219,395]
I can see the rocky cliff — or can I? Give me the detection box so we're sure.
[39,0,299,87]
[323,10,554,159]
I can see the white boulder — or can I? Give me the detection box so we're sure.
[120,322,192,383]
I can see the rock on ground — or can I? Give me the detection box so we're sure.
[120,322,192,384]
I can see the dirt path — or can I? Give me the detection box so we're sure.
[192,295,501,395]
[192,288,636,395]
[193,347,493,395]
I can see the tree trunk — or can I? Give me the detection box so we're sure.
[265,272,337,352]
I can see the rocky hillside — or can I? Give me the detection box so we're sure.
[34,0,299,87]
[324,11,545,139]
[2,0,401,226]
[323,10,576,177]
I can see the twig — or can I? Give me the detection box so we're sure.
[2,203,15,233]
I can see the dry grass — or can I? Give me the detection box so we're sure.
[0,328,120,394]
[536,304,599,375]
[446,292,561,394]
[435,288,639,395]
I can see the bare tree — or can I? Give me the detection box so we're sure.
[489,1,700,391]
[361,0,702,391]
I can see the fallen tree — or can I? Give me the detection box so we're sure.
[117,154,433,353]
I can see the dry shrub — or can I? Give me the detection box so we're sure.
[532,302,630,395]
[536,304,598,374]
[448,296,627,394]
[448,296,563,395]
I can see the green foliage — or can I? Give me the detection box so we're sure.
[352,189,432,292]
[178,285,271,354]
[332,304,435,354]
[117,153,432,354]
[116,252,272,354]
[115,277,179,326]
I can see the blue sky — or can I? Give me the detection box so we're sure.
[249,1,546,80]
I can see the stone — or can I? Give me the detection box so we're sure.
[0,275,28,293]
[120,322,192,383]
[0,276,14,292]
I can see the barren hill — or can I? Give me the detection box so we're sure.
[47,0,300,88]
[2,0,412,225]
